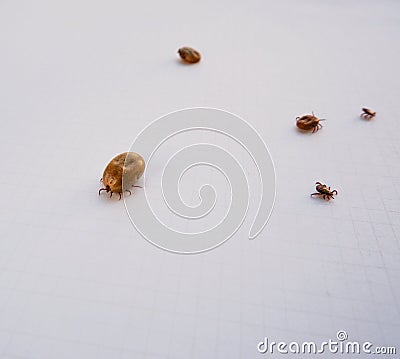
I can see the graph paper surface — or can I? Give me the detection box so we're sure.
[0,0,399,358]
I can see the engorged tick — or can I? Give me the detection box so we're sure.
[178,47,201,64]
[99,152,145,200]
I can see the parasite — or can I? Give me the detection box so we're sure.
[311,182,338,201]
[99,152,145,200]
[360,108,376,120]
[178,46,201,64]
[296,112,326,133]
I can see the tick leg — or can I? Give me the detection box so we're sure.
[118,193,122,200]
[332,190,338,195]
[125,189,132,196]
[99,188,107,195]
[132,185,143,188]
[311,193,320,197]
[110,192,113,198]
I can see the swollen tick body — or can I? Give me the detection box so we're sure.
[360,108,376,120]
[311,182,338,201]
[296,112,326,133]
[99,152,145,200]
[178,47,201,64]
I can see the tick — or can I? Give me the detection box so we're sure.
[296,112,326,133]
[178,47,201,64]
[360,108,376,120]
[311,182,338,201]
[99,152,145,200]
